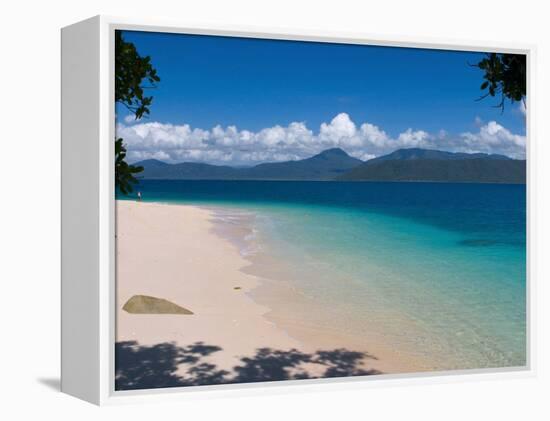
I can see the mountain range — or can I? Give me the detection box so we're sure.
[135,148,362,181]
[134,147,526,184]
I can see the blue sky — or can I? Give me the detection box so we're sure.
[116,30,526,165]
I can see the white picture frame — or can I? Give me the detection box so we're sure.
[61,15,535,405]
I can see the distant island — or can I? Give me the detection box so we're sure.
[135,148,362,181]
[134,147,526,184]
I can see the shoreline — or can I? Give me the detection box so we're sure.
[116,200,306,382]
[116,200,427,387]
[207,204,430,374]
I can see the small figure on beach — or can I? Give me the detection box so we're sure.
[137,191,142,201]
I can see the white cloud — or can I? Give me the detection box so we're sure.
[129,150,171,161]
[124,114,141,124]
[349,150,377,161]
[359,123,390,147]
[459,121,526,158]
[319,113,358,145]
[396,128,430,147]
[116,112,526,165]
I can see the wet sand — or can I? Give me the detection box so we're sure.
[116,200,421,388]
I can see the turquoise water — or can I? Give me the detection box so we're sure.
[118,180,526,370]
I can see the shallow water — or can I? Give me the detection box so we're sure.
[118,180,526,370]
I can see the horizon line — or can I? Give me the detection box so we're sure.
[130,146,523,167]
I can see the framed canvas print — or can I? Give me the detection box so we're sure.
[61,16,533,405]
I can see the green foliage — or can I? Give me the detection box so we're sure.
[115,138,144,195]
[115,31,160,119]
[476,53,526,111]
[114,31,160,195]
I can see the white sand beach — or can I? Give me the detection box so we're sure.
[116,201,305,374]
[116,200,421,387]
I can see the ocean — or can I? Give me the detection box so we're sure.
[117,180,526,371]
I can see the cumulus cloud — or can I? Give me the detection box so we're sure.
[124,114,141,124]
[116,112,526,165]
[459,121,526,158]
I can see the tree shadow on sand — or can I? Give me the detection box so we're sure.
[115,341,382,391]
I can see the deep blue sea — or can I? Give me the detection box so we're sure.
[118,180,526,370]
